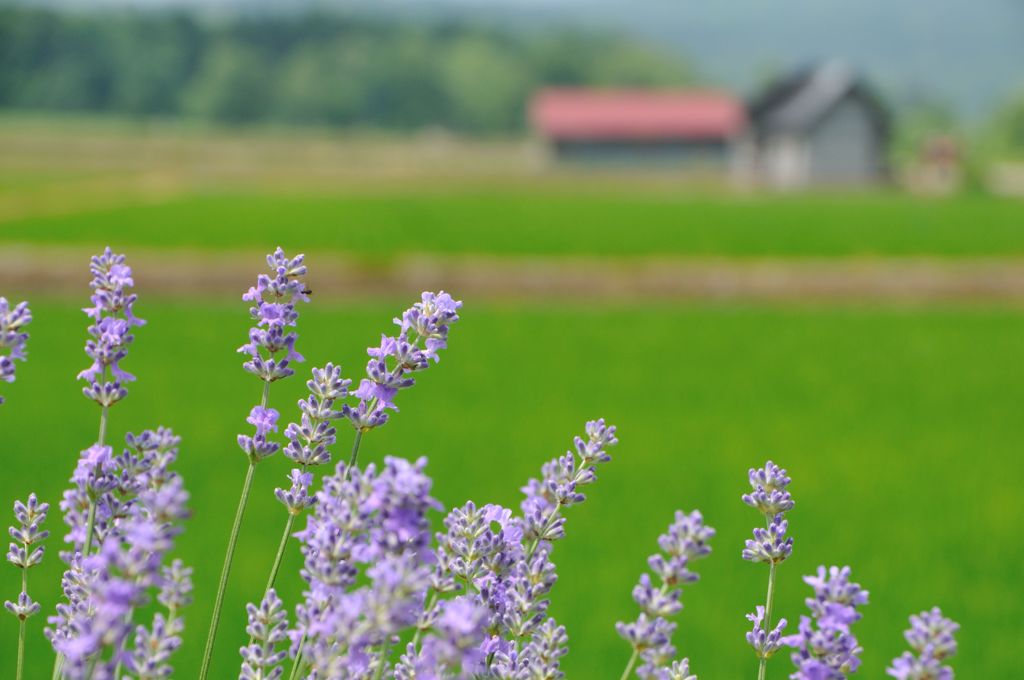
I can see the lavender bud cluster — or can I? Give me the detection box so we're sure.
[742,460,795,670]
[5,494,49,620]
[742,460,794,565]
[239,247,310,383]
[274,363,351,517]
[616,510,715,679]
[49,428,192,679]
[240,589,290,680]
[284,364,351,468]
[0,297,32,405]
[237,248,310,463]
[783,565,869,679]
[397,595,490,679]
[886,607,959,680]
[290,456,441,677]
[346,292,462,432]
[78,247,145,407]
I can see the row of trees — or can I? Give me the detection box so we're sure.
[0,8,695,132]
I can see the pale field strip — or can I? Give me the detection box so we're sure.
[5,121,1024,302]
[5,244,1024,302]
[0,121,731,222]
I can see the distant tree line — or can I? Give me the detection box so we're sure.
[0,7,696,132]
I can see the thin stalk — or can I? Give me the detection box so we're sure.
[757,560,779,680]
[198,460,257,680]
[619,650,639,680]
[83,502,98,555]
[16,569,27,680]
[98,404,109,447]
[264,513,296,595]
[287,637,307,680]
[198,381,271,680]
[245,510,298,647]
[346,429,364,474]
[371,643,390,680]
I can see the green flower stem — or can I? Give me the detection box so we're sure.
[198,381,270,680]
[16,569,27,680]
[247,508,298,648]
[265,512,296,595]
[347,428,365,474]
[619,650,639,680]
[372,643,390,680]
[286,636,308,680]
[199,459,257,680]
[757,556,780,680]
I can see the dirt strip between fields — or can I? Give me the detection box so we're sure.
[5,245,1024,303]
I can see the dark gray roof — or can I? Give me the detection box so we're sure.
[749,61,889,136]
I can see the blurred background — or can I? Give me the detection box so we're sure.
[1,0,1023,678]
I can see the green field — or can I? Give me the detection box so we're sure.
[4,191,1024,259]
[1,299,1021,678]
[2,120,1022,677]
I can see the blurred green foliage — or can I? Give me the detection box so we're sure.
[0,7,695,132]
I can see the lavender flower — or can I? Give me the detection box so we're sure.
[663,659,698,680]
[0,297,31,405]
[746,606,788,662]
[397,596,490,679]
[127,612,185,679]
[239,405,281,462]
[48,428,191,678]
[141,562,193,680]
[6,493,49,576]
[417,420,615,679]
[783,565,868,679]
[743,515,793,564]
[275,469,315,515]
[346,292,462,432]
[887,607,959,680]
[77,248,145,407]
[238,247,309,383]
[240,589,289,680]
[291,456,440,677]
[202,249,312,679]
[6,492,49,678]
[236,248,309,463]
[617,510,715,679]
[743,460,795,677]
[260,365,352,598]
[520,419,618,547]
[283,363,351,468]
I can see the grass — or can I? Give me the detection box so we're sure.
[4,191,1024,259]
[1,299,1021,678]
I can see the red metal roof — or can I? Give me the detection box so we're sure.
[529,88,746,141]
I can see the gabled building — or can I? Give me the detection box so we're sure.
[529,88,747,168]
[743,62,890,187]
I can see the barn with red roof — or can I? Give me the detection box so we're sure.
[529,88,747,167]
